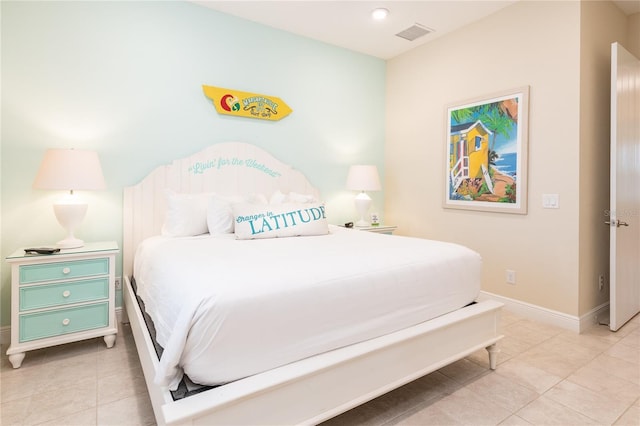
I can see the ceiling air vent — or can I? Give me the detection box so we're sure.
[395,23,433,41]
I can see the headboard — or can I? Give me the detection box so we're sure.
[122,142,320,278]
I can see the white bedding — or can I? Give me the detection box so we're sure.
[133,225,482,390]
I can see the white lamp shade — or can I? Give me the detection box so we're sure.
[33,149,106,191]
[346,165,381,191]
[33,149,105,248]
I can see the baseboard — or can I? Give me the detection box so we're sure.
[115,306,124,324]
[477,291,610,333]
[0,307,125,346]
[582,303,610,330]
[0,325,9,346]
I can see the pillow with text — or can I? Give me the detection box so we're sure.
[233,202,329,239]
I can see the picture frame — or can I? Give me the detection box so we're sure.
[444,86,529,214]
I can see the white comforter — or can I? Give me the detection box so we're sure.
[134,226,481,390]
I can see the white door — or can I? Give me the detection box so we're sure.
[609,42,640,331]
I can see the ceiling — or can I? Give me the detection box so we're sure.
[190,1,640,60]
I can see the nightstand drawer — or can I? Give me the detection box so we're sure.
[19,302,109,342]
[19,258,110,284]
[19,278,109,311]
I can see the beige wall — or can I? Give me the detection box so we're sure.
[627,12,640,57]
[386,0,613,317]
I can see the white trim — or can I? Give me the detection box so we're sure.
[582,303,610,331]
[477,291,610,333]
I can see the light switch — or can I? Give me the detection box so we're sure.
[542,194,559,209]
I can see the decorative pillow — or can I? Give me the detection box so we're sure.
[269,190,317,204]
[288,192,317,203]
[233,202,329,239]
[207,193,268,235]
[161,190,212,237]
[245,193,269,205]
[269,190,288,205]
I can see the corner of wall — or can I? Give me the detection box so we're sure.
[626,12,640,57]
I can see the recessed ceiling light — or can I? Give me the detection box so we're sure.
[371,8,389,20]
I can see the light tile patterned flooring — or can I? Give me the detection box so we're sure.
[0,310,638,425]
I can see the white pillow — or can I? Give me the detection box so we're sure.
[233,202,329,239]
[161,190,212,237]
[288,192,317,203]
[207,194,245,235]
[207,193,268,235]
[245,193,269,205]
[269,190,288,205]
[269,190,317,204]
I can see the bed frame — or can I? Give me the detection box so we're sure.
[122,142,503,425]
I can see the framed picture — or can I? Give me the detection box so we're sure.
[444,86,529,214]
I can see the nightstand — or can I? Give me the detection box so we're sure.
[5,241,119,368]
[356,225,397,235]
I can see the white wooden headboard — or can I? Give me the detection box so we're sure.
[122,142,320,278]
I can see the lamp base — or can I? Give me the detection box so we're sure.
[56,237,85,249]
[353,191,372,227]
[53,197,88,250]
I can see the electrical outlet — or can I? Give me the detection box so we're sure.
[115,276,122,290]
[598,274,605,291]
[506,269,516,285]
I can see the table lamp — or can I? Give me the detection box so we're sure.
[33,148,106,249]
[346,165,381,227]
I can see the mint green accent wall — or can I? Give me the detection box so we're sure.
[1,1,385,327]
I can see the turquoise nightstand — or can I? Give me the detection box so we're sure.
[5,241,119,368]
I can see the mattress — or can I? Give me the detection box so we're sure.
[133,225,482,390]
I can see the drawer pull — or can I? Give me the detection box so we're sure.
[62,267,71,275]
[62,290,71,298]
[62,318,70,326]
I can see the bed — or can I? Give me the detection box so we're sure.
[122,142,503,425]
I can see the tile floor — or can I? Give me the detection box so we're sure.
[0,310,638,425]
